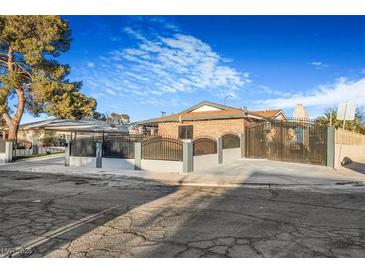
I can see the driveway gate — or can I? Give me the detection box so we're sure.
[245,119,327,166]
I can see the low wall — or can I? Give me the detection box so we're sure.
[70,156,96,168]
[223,148,241,164]
[141,159,183,173]
[103,158,135,170]
[335,144,365,169]
[193,154,218,171]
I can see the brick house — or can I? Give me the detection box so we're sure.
[133,101,286,139]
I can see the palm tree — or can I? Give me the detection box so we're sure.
[316,107,365,134]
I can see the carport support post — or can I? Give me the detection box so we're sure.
[183,141,193,173]
[96,142,102,168]
[239,133,245,158]
[5,141,13,163]
[217,137,223,164]
[64,141,71,166]
[327,127,335,169]
[134,143,142,170]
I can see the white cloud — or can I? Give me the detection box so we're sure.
[256,76,365,108]
[105,88,117,96]
[87,62,95,68]
[309,61,328,69]
[79,21,250,106]
[117,30,249,99]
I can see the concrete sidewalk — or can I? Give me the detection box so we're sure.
[1,157,364,188]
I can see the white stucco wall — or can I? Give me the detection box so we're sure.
[141,159,183,173]
[70,156,96,168]
[335,144,365,169]
[102,158,135,170]
[223,148,241,164]
[193,153,218,171]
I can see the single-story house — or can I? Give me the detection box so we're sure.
[132,101,286,139]
[0,117,129,143]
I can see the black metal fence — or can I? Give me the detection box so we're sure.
[193,138,217,156]
[70,137,101,157]
[142,136,183,161]
[102,136,142,159]
[246,119,328,166]
[222,134,240,149]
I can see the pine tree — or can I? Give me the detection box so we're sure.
[0,16,96,139]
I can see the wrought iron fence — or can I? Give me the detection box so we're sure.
[142,136,183,161]
[102,136,138,159]
[245,119,327,166]
[193,138,217,156]
[222,134,240,149]
[70,137,100,157]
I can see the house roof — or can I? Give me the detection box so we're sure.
[17,117,129,132]
[179,101,238,113]
[132,101,285,125]
[248,109,286,119]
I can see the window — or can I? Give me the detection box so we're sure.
[178,125,193,139]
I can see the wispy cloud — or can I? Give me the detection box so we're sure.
[256,76,365,108]
[309,61,328,69]
[80,21,250,106]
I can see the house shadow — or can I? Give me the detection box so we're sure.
[4,169,365,258]
[344,161,365,175]
[126,171,365,258]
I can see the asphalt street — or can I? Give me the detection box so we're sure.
[0,169,364,257]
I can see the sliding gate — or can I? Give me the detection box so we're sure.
[245,119,327,166]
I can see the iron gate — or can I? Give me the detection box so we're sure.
[245,119,327,166]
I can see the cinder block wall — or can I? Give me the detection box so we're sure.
[158,118,247,139]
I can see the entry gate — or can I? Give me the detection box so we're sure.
[245,119,327,166]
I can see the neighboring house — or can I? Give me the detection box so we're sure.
[132,101,286,139]
[0,117,129,142]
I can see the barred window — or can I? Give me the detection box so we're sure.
[178,125,193,139]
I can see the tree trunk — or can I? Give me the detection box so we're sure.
[7,122,18,140]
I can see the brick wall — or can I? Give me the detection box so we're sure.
[158,118,247,139]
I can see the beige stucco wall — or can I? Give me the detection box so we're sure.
[334,144,365,169]
[158,118,246,139]
[193,154,219,171]
[141,159,183,173]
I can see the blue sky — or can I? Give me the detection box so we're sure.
[22,16,365,123]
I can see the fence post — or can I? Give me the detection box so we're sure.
[134,142,142,170]
[183,141,193,173]
[96,142,102,168]
[327,127,335,169]
[217,137,223,164]
[239,133,245,158]
[5,141,13,163]
[64,141,71,166]
[31,138,38,155]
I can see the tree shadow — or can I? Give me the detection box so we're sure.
[0,170,178,258]
[3,169,365,258]
[126,172,365,258]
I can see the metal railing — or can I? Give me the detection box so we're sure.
[222,134,240,149]
[193,138,217,156]
[142,136,183,161]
